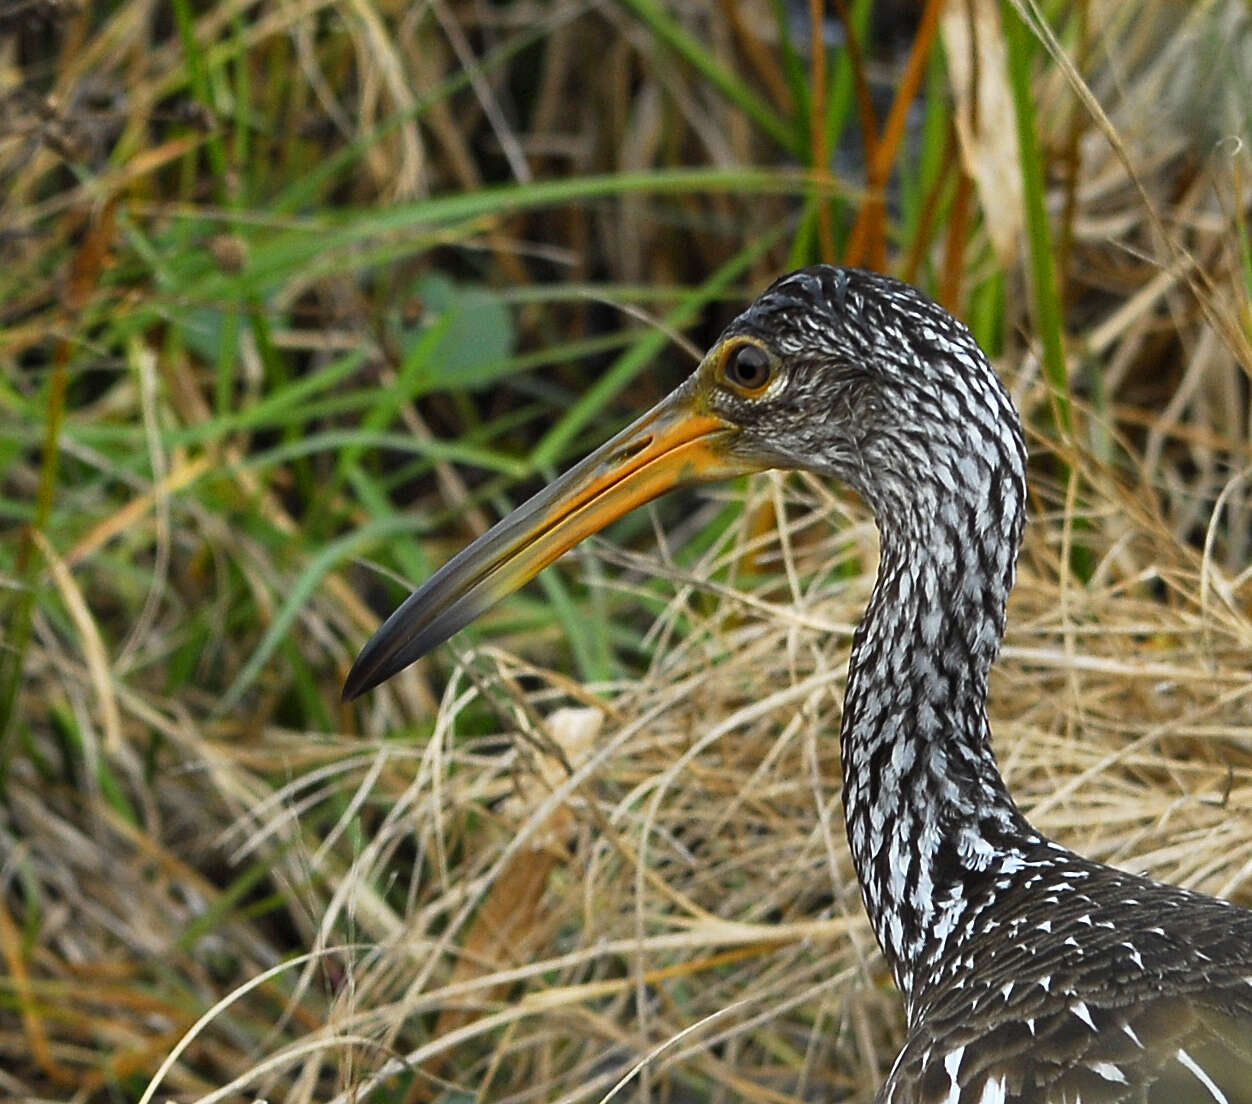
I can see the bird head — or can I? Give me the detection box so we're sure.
[703,266,1025,524]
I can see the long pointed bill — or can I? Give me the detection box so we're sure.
[343,383,762,700]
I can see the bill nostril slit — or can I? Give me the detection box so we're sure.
[607,436,652,466]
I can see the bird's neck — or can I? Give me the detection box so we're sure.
[840,509,1039,1005]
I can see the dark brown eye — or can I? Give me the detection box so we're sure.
[723,343,772,392]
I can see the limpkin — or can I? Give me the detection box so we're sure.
[345,267,1252,1102]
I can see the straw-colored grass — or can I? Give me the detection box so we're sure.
[16,431,1252,1102]
[4,0,1252,1101]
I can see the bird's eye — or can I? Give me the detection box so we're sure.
[722,343,773,393]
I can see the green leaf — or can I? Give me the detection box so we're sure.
[399,273,517,393]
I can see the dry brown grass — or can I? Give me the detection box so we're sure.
[276,449,1252,1103]
[20,444,1252,1101]
[103,438,1252,1102]
[4,1,1252,1101]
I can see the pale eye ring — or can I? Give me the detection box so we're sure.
[723,343,773,393]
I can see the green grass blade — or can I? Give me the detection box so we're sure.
[1005,4,1070,438]
[219,514,424,711]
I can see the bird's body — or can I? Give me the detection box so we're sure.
[885,854,1252,1102]
[346,266,1252,1102]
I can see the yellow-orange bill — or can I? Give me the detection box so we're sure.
[343,382,762,700]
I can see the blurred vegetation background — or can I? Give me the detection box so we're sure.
[3,0,1252,1100]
